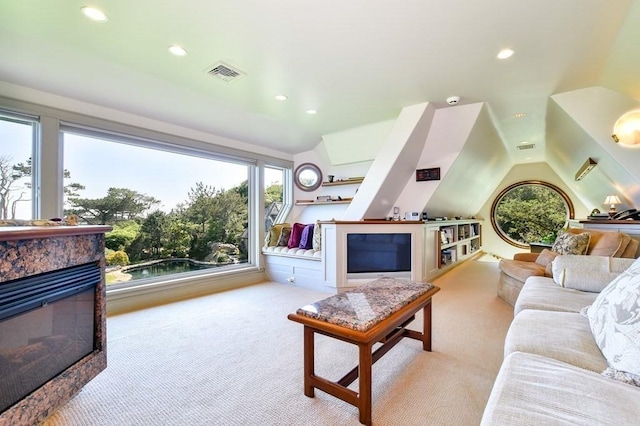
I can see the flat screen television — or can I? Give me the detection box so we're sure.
[346,233,412,280]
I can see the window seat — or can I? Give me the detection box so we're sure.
[262,246,321,259]
[261,246,326,292]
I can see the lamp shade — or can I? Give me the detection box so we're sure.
[604,195,621,206]
[612,110,640,146]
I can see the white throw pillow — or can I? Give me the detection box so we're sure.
[587,257,640,377]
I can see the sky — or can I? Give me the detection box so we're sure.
[0,119,283,219]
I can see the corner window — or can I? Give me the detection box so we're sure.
[491,181,574,248]
[0,112,38,220]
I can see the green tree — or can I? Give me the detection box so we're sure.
[265,182,283,207]
[0,156,84,219]
[495,184,568,244]
[163,213,192,257]
[185,182,217,233]
[139,210,168,256]
[105,220,141,251]
[67,187,160,224]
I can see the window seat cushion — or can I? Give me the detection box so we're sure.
[262,246,321,259]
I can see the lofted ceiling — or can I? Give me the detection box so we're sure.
[0,0,639,159]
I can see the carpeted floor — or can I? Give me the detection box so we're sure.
[43,259,512,426]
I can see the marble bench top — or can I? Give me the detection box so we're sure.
[296,277,436,332]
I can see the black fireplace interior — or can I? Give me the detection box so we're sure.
[0,262,100,413]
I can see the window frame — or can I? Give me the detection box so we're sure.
[0,95,293,293]
[0,109,40,220]
[490,180,575,249]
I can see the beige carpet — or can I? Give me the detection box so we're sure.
[43,260,512,426]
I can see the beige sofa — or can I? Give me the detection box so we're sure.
[498,228,639,306]
[482,255,640,424]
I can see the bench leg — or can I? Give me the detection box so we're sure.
[358,343,373,425]
[422,300,432,351]
[303,326,315,397]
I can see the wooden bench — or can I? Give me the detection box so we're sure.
[287,277,440,425]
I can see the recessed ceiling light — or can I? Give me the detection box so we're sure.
[525,157,532,160]
[306,109,317,115]
[513,112,526,119]
[275,95,288,101]
[81,6,108,22]
[497,48,514,59]
[168,45,187,56]
[520,140,529,144]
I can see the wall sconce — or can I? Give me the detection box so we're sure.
[575,157,597,181]
[603,195,621,218]
[612,110,640,146]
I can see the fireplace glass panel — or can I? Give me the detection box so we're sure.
[0,287,95,413]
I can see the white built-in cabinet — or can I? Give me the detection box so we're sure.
[424,220,482,280]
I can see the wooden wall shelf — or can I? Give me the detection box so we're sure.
[321,178,364,187]
[295,200,351,206]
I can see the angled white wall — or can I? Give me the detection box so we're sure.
[344,102,436,220]
[394,102,485,217]
[549,87,640,210]
[425,104,511,218]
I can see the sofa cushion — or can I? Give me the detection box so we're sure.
[481,352,640,426]
[514,277,598,315]
[587,257,640,378]
[551,230,590,255]
[498,259,546,283]
[504,309,607,373]
[621,238,639,259]
[565,227,631,257]
[534,248,558,267]
[551,255,636,292]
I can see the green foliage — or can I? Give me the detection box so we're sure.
[105,221,140,251]
[265,182,283,207]
[495,184,568,244]
[106,250,130,266]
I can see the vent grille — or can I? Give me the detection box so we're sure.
[517,144,535,150]
[205,61,246,82]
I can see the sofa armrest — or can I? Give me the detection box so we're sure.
[513,252,539,262]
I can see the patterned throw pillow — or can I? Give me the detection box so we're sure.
[312,221,321,251]
[276,227,292,246]
[551,231,590,255]
[587,257,640,378]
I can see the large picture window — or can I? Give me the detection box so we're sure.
[491,181,574,248]
[63,130,254,287]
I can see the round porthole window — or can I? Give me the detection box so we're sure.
[294,163,322,192]
[491,181,574,248]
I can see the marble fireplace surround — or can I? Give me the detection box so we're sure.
[0,225,111,426]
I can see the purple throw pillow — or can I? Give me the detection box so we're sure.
[298,224,315,249]
[287,223,306,248]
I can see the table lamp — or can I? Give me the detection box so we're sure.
[603,195,621,218]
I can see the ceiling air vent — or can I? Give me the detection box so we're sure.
[205,61,246,82]
[517,144,535,150]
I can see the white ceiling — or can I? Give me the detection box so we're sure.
[0,0,638,157]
